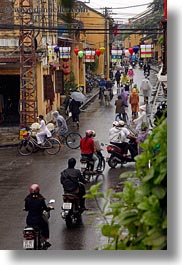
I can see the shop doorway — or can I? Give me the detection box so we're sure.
[0,75,20,126]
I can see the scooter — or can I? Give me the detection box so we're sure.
[106,138,138,168]
[23,199,55,250]
[80,151,105,182]
[139,61,143,69]
[61,189,84,228]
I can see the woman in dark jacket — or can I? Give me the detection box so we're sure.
[69,99,81,127]
[24,184,51,248]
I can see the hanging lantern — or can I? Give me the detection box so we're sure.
[78,50,84,58]
[63,69,70,75]
[95,49,101,57]
[62,58,69,62]
[54,46,59,53]
[63,64,69,69]
[128,47,133,55]
[99,47,105,54]
[133,46,139,53]
[74,48,79,55]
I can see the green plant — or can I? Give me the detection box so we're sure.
[85,119,167,250]
[64,71,77,95]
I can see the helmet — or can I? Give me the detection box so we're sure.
[92,130,96,137]
[85,130,93,137]
[113,121,119,126]
[118,120,125,126]
[29,184,40,194]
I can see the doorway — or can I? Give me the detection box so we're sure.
[0,75,20,126]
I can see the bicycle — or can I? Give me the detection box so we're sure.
[51,129,82,149]
[17,130,61,156]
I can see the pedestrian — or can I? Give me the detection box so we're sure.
[98,75,106,100]
[115,70,121,88]
[133,105,148,133]
[140,75,152,105]
[69,98,81,127]
[143,61,151,76]
[115,95,127,122]
[105,78,113,100]
[36,115,52,145]
[127,66,134,86]
[129,88,139,120]
[136,123,148,154]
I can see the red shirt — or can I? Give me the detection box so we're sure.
[80,137,94,154]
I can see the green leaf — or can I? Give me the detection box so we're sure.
[152,186,166,199]
[101,224,120,238]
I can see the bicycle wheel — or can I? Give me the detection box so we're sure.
[45,138,61,155]
[65,132,82,149]
[17,140,34,156]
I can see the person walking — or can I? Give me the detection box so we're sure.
[115,95,127,122]
[140,75,152,112]
[129,88,139,120]
[115,70,121,88]
[133,105,148,133]
[69,98,81,127]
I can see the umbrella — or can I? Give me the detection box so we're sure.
[70,91,86,102]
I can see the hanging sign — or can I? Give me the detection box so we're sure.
[59,47,71,58]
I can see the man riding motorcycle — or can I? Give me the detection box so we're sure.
[24,184,52,249]
[80,130,99,174]
[60,158,87,211]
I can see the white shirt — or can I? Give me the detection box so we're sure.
[109,127,125,143]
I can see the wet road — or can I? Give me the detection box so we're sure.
[0,67,157,250]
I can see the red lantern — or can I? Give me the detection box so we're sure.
[74,48,79,55]
[128,47,133,55]
[63,64,69,69]
[95,49,101,57]
[62,58,69,62]
[63,69,70,75]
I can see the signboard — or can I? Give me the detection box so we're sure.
[85,50,95,62]
[111,49,122,62]
[140,44,152,58]
[59,47,71,59]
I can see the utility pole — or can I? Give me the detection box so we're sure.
[104,7,108,77]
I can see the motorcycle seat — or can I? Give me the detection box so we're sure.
[63,193,80,201]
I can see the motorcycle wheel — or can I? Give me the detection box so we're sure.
[108,156,118,168]
[65,215,73,229]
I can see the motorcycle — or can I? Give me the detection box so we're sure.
[80,151,105,182]
[106,138,138,168]
[139,61,143,69]
[61,189,84,228]
[23,199,55,250]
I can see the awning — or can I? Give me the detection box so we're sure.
[0,57,19,63]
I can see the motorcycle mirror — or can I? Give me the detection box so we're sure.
[49,199,55,204]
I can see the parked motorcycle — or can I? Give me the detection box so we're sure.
[61,190,84,228]
[23,199,55,250]
[106,138,138,168]
[80,151,105,182]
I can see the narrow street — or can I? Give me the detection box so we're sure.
[0,67,158,250]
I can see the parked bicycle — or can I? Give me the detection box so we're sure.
[51,129,82,149]
[17,129,61,156]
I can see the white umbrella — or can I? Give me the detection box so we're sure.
[70,91,86,102]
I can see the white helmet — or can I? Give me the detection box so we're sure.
[92,130,96,137]
[118,120,125,126]
[113,121,119,126]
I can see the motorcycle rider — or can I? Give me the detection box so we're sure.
[117,120,138,159]
[91,130,103,170]
[24,184,52,248]
[60,158,87,211]
[80,130,99,173]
